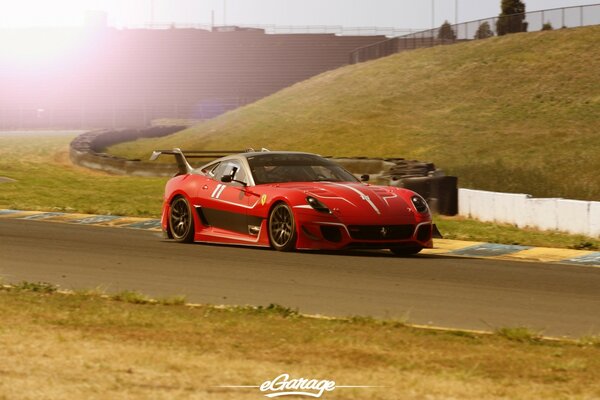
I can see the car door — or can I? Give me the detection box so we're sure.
[198,159,254,236]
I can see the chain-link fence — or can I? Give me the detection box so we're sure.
[350,3,600,64]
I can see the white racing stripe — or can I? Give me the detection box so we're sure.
[215,185,226,199]
[210,184,227,199]
[211,184,222,198]
[324,183,381,215]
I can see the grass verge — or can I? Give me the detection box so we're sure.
[0,132,166,217]
[436,215,600,250]
[0,283,599,399]
[1,132,598,249]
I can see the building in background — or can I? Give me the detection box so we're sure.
[0,26,384,128]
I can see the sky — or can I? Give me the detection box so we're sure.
[0,0,596,30]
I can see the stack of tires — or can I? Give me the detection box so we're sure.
[385,159,458,216]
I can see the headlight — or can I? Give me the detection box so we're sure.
[306,196,331,214]
[411,195,429,214]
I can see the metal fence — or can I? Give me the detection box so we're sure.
[350,3,600,64]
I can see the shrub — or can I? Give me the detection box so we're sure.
[542,22,554,31]
[438,20,457,40]
[475,22,494,39]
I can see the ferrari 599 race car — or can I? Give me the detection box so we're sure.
[151,149,433,255]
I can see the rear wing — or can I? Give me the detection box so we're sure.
[149,148,248,175]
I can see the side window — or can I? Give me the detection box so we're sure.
[211,162,228,179]
[212,160,247,186]
[200,162,220,176]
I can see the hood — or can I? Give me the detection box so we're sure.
[273,181,417,222]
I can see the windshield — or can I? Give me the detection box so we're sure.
[247,154,358,185]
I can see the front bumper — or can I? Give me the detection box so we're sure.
[294,210,433,251]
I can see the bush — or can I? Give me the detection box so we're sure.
[438,20,457,40]
[475,22,494,39]
[542,22,554,31]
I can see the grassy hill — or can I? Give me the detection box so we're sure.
[109,26,600,201]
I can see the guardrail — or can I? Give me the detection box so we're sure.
[459,189,600,237]
[350,3,600,63]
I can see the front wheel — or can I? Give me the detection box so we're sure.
[169,196,195,243]
[389,246,422,256]
[268,202,297,252]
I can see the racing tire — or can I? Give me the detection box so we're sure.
[389,246,423,256]
[168,196,195,243]
[268,202,297,252]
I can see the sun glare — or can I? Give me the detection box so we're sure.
[0,1,106,66]
[0,29,85,66]
[1,0,88,28]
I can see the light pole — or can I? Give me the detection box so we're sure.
[223,0,227,26]
[455,0,459,24]
[431,0,435,29]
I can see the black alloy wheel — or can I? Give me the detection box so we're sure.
[169,196,195,243]
[268,202,297,251]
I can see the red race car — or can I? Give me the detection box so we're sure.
[151,149,433,255]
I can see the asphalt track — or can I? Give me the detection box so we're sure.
[1,218,599,337]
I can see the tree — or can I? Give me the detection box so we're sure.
[438,20,456,41]
[474,22,494,39]
[496,0,528,36]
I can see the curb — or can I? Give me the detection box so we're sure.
[0,209,162,231]
[1,209,599,267]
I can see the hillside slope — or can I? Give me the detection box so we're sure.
[110,26,600,200]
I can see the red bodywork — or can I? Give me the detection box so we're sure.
[160,171,433,251]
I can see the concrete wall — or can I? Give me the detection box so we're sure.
[459,189,600,237]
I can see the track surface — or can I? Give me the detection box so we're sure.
[1,219,599,337]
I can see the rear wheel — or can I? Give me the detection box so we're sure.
[268,202,297,252]
[389,246,422,256]
[169,196,195,243]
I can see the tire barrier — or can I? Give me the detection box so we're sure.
[390,176,458,216]
[69,126,185,177]
[70,129,458,215]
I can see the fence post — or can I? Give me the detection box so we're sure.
[542,10,545,27]
[562,7,565,28]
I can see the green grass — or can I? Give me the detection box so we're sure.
[0,132,167,217]
[495,327,543,344]
[109,26,600,201]
[435,215,600,249]
[1,285,599,399]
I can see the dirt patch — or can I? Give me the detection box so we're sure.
[0,177,16,184]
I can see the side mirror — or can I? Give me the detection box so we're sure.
[220,175,232,183]
[360,174,370,182]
